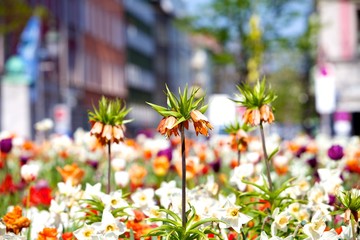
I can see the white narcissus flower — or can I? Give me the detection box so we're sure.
[82,183,103,200]
[20,163,40,183]
[307,183,329,205]
[303,210,327,240]
[293,177,311,196]
[49,200,66,214]
[287,203,301,219]
[217,199,252,233]
[271,208,291,236]
[57,180,82,200]
[131,188,156,210]
[155,180,180,208]
[102,190,128,210]
[143,205,166,226]
[73,223,97,240]
[99,209,126,236]
[317,168,343,195]
[318,229,339,240]
[230,163,255,191]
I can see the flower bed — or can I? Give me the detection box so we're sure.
[0,81,359,240]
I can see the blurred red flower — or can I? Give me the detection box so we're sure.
[0,174,18,194]
[22,185,52,207]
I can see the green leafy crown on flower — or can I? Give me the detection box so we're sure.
[233,77,277,109]
[146,84,208,125]
[224,119,255,134]
[337,189,360,213]
[88,96,132,126]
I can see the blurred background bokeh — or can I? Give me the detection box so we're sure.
[0,0,360,140]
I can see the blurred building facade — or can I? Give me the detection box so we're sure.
[1,0,204,138]
[316,0,360,136]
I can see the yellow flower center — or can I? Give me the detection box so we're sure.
[228,208,239,217]
[111,199,118,206]
[279,217,288,225]
[106,224,115,232]
[313,221,323,231]
[83,229,93,237]
[291,206,299,213]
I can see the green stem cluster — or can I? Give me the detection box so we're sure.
[180,124,186,228]
[107,143,111,194]
[259,123,273,192]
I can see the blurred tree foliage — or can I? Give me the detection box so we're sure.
[0,0,32,35]
[178,0,319,126]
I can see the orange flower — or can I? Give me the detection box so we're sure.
[190,110,213,136]
[3,206,31,234]
[56,163,85,185]
[175,156,199,180]
[243,109,260,126]
[347,150,360,174]
[152,155,170,176]
[61,232,75,240]
[143,149,152,160]
[129,164,147,187]
[37,227,58,240]
[230,129,249,152]
[90,121,126,145]
[90,121,104,136]
[259,104,275,124]
[157,116,180,137]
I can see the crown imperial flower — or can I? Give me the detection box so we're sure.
[233,78,277,126]
[147,85,212,137]
[88,96,132,145]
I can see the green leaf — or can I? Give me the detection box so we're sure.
[198,104,208,114]
[268,146,279,161]
[242,179,268,193]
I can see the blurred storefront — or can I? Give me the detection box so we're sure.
[316,0,360,136]
[1,0,197,138]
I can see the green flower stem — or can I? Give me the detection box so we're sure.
[107,143,111,194]
[351,218,356,240]
[180,124,187,228]
[259,123,273,192]
[26,183,32,216]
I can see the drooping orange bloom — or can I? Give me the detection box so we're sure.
[243,105,275,126]
[152,155,170,176]
[157,116,181,137]
[90,121,126,145]
[56,163,85,185]
[129,164,147,188]
[229,129,249,152]
[190,110,213,136]
[259,104,275,124]
[37,227,58,240]
[243,109,261,126]
[3,206,31,234]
